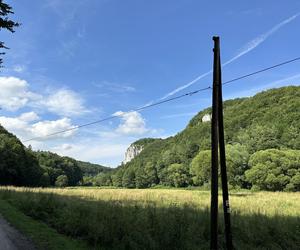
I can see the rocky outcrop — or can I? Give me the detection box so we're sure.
[202,114,211,122]
[123,144,144,164]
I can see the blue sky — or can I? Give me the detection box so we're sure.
[1,0,300,166]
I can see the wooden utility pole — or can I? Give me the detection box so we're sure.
[210,36,220,250]
[210,36,233,250]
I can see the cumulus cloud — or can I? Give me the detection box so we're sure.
[0,77,40,111]
[30,118,75,139]
[45,125,165,167]
[0,77,89,117]
[114,111,149,136]
[0,112,76,141]
[41,89,88,117]
[19,111,40,122]
[3,110,164,166]
[50,142,128,167]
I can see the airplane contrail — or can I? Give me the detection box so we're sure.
[160,12,300,100]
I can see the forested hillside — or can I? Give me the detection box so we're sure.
[95,86,300,191]
[1,86,299,190]
[0,126,111,187]
[0,125,42,186]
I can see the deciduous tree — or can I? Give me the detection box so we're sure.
[0,0,19,66]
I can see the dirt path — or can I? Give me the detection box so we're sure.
[0,215,36,250]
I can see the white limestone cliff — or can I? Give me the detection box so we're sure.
[123,144,144,164]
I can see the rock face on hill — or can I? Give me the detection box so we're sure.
[123,138,160,164]
[123,144,144,164]
[111,86,300,189]
[201,114,211,122]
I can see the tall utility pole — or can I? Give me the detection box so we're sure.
[210,36,220,250]
[210,36,233,250]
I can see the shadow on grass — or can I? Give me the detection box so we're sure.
[0,189,299,250]
[229,193,254,197]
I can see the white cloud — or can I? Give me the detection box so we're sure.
[0,77,89,117]
[13,65,26,73]
[114,111,149,136]
[22,125,148,167]
[0,112,76,141]
[0,77,40,111]
[50,142,128,167]
[40,89,88,117]
[94,81,136,93]
[0,115,29,131]
[0,110,164,166]
[160,12,299,100]
[30,118,75,139]
[62,143,73,150]
[53,143,73,151]
[19,111,40,122]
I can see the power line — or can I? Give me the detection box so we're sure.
[223,56,300,85]
[23,87,212,142]
[23,56,300,142]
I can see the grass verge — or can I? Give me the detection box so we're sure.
[0,187,299,249]
[0,199,89,250]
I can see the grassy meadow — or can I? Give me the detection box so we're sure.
[0,187,299,250]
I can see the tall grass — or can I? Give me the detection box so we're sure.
[0,187,299,249]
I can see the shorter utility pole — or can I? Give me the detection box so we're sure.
[210,36,233,250]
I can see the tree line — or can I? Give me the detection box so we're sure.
[1,86,299,191]
[0,125,110,187]
[87,86,300,191]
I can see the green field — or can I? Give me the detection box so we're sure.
[0,187,299,250]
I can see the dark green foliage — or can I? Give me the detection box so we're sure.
[0,0,20,66]
[190,144,250,188]
[112,168,124,187]
[190,150,211,186]
[39,172,51,187]
[225,144,250,188]
[76,160,111,176]
[166,163,191,187]
[110,86,300,191]
[0,125,43,186]
[0,123,112,187]
[132,138,160,147]
[1,86,299,190]
[135,162,159,188]
[245,149,300,191]
[82,171,113,186]
[55,175,69,187]
[34,151,83,186]
[94,172,113,186]
[122,169,136,188]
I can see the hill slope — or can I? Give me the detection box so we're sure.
[101,86,300,190]
[0,125,42,186]
[0,125,111,187]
